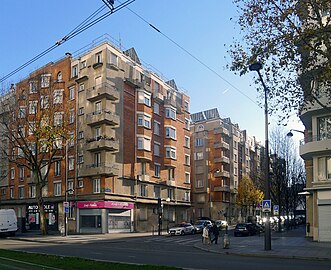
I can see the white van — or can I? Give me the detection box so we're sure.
[0,209,18,236]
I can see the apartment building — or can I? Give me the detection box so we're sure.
[190,108,263,223]
[71,38,191,233]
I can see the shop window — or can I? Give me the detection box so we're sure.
[81,215,101,228]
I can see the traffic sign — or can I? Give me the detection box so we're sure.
[273,205,279,215]
[63,202,69,208]
[64,207,69,214]
[262,200,271,212]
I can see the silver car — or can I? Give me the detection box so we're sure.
[168,223,195,236]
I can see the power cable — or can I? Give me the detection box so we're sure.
[0,0,135,84]
[121,2,260,107]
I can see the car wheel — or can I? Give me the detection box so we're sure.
[181,230,185,236]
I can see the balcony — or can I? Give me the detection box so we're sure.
[86,110,120,126]
[214,185,230,192]
[214,170,230,178]
[85,137,119,152]
[153,92,164,101]
[138,174,150,181]
[299,135,331,159]
[214,127,230,137]
[86,82,119,102]
[78,163,119,177]
[214,141,229,150]
[164,97,177,107]
[164,158,177,167]
[166,179,176,186]
[214,156,230,164]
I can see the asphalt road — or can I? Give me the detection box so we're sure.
[1,234,330,270]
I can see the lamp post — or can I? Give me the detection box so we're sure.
[166,197,170,231]
[249,62,271,251]
[286,129,305,137]
[209,169,220,219]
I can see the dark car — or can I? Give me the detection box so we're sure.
[193,220,213,233]
[234,223,257,237]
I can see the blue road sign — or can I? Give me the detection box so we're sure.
[262,200,271,212]
[64,207,69,214]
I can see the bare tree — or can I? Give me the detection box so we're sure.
[0,73,71,235]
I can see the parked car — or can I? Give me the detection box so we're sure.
[193,220,213,233]
[0,209,18,236]
[197,217,214,222]
[169,223,195,236]
[234,223,257,237]
[215,220,228,230]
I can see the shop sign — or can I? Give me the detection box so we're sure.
[77,201,134,209]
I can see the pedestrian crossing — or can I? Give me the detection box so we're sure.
[139,235,202,246]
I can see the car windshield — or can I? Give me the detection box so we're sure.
[236,224,247,229]
[195,221,205,225]
[175,224,186,227]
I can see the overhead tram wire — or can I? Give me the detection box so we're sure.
[122,3,260,108]
[0,0,135,84]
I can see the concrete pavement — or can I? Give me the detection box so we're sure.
[194,225,331,261]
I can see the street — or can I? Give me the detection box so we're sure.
[1,233,330,270]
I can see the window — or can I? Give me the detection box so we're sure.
[29,81,37,93]
[153,186,160,198]
[57,71,62,81]
[154,142,160,156]
[69,109,75,124]
[185,172,190,184]
[10,167,15,180]
[72,65,78,77]
[54,138,62,149]
[54,89,63,104]
[29,100,38,114]
[10,187,14,199]
[110,52,118,65]
[54,183,61,196]
[78,155,84,164]
[79,83,85,91]
[137,136,151,151]
[140,161,147,175]
[184,101,189,112]
[184,191,190,201]
[28,121,35,135]
[137,114,151,129]
[165,146,176,159]
[154,103,159,114]
[195,138,204,147]
[54,112,63,126]
[78,107,84,115]
[195,152,204,160]
[95,76,102,87]
[196,179,204,188]
[67,181,74,194]
[29,142,36,155]
[95,101,102,113]
[165,107,176,120]
[168,168,175,180]
[94,126,101,139]
[234,166,237,176]
[29,185,36,198]
[40,95,49,109]
[54,160,61,176]
[154,121,160,135]
[41,75,50,88]
[69,157,75,171]
[69,132,74,147]
[139,184,147,197]
[78,131,84,139]
[138,91,151,106]
[78,179,84,188]
[318,156,331,181]
[318,116,331,140]
[19,106,26,118]
[185,154,190,166]
[93,178,101,193]
[18,187,24,199]
[94,152,101,167]
[154,82,160,93]
[18,126,25,138]
[185,136,190,148]
[167,188,174,200]
[154,163,161,177]
[80,61,86,69]
[95,52,102,63]
[185,118,190,130]
[19,166,24,181]
[165,126,176,140]
[69,86,75,100]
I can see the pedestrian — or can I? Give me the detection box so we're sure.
[202,225,210,245]
[211,223,219,244]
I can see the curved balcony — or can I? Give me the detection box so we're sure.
[86,110,120,126]
[78,162,119,177]
[214,170,230,178]
[300,135,331,160]
[86,82,119,102]
[214,156,230,164]
[85,137,119,152]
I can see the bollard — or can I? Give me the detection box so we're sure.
[223,233,230,249]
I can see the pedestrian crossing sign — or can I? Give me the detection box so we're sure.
[262,200,271,212]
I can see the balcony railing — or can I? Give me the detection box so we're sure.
[86,82,119,102]
[85,137,119,152]
[299,134,331,145]
[86,110,120,126]
[79,162,119,177]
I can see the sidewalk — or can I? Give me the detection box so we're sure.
[194,225,331,261]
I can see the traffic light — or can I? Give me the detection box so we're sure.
[157,198,163,214]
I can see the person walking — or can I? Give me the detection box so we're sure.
[211,223,219,244]
[202,225,210,245]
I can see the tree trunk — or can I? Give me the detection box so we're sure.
[36,184,47,236]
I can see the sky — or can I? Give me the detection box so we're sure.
[0,0,305,144]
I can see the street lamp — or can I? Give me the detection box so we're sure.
[249,62,271,251]
[166,197,170,231]
[287,129,305,137]
[209,169,220,219]
[64,188,74,236]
